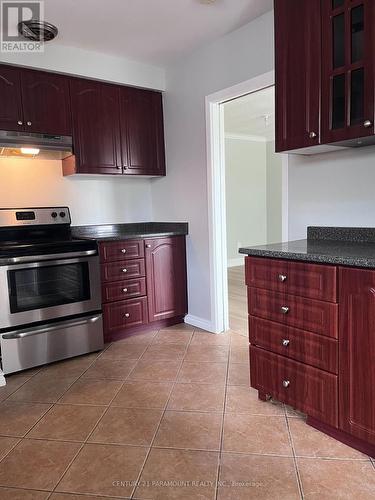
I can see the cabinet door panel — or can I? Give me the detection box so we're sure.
[101,259,146,283]
[250,346,338,427]
[99,240,144,263]
[145,236,187,322]
[248,288,338,338]
[245,256,337,302]
[120,88,165,175]
[274,0,321,151]
[103,297,148,339]
[339,267,375,444]
[70,79,121,174]
[0,65,23,131]
[321,0,375,143]
[249,316,338,373]
[102,278,146,303]
[21,69,71,135]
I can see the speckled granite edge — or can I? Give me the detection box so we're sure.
[238,245,375,268]
[307,226,375,242]
[71,222,188,241]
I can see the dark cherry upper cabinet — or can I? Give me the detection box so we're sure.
[0,65,24,131]
[21,69,71,136]
[69,79,122,174]
[339,267,375,445]
[120,88,166,176]
[321,0,375,144]
[0,64,71,135]
[274,0,321,152]
[145,236,187,322]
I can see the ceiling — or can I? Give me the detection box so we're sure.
[40,0,273,66]
[224,86,275,141]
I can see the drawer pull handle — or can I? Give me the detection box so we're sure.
[282,339,290,347]
[146,244,151,248]
[122,288,128,293]
[278,274,287,282]
[122,268,128,273]
[280,306,289,314]
[121,249,127,254]
[282,380,290,388]
[124,313,130,318]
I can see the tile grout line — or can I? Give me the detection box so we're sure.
[0,350,107,468]
[214,335,231,500]
[129,327,196,499]
[47,349,132,499]
[285,415,305,500]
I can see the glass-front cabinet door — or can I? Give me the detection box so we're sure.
[321,0,374,143]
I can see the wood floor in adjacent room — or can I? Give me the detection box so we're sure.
[227,265,248,337]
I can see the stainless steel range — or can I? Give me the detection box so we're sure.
[0,207,103,375]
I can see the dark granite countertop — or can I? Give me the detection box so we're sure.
[238,227,375,268]
[71,222,188,241]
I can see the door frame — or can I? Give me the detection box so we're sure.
[205,71,289,333]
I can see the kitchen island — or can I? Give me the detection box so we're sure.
[240,227,375,458]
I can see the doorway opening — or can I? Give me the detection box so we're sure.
[206,72,288,333]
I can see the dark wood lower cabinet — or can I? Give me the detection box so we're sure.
[246,256,375,458]
[250,346,338,427]
[248,288,338,338]
[103,297,148,337]
[100,236,187,341]
[145,236,188,322]
[249,316,338,373]
[339,267,375,446]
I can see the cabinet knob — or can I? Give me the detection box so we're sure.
[364,120,373,128]
[280,306,289,314]
[116,166,122,169]
[122,288,128,293]
[309,131,317,138]
[282,380,290,388]
[122,268,128,273]
[26,121,32,126]
[121,249,127,254]
[17,120,23,125]
[282,339,290,347]
[146,244,151,248]
[124,313,130,318]
[278,274,287,282]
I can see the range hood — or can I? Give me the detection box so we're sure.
[0,130,73,160]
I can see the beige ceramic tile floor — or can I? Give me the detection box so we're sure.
[0,266,373,499]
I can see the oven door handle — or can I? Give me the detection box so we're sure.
[1,314,101,340]
[4,249,97,265]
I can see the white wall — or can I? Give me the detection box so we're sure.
[0,44,166,90]
[0,159,152,226]
[151,12,274,328]
[266,140,282,243]
[288,145,375,240]
[225,138,267,266]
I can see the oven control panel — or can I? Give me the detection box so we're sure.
[0,207,71,227]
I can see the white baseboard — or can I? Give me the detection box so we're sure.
[227,257,245,268]
[184,314,216,333]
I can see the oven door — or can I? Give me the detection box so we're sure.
[0,254,101,329]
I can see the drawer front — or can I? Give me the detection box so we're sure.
[248,287,338,338]
[101,259,146,283]
[245,256,337,302]
[102,278,147,303]
[103,297,148,335]
[250,346,338,427]
[249,316,338,373]
[99,240,144,262]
